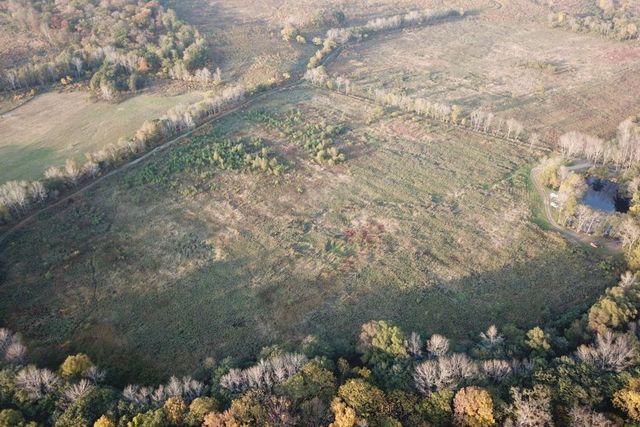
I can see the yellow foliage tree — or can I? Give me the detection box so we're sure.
[93,415,116,427]
[453,387,495,427]
[203,410,239,427]
[613,378,640,422]
[329,398,357,427]
[60,353,93,379]
[164,396,187,426]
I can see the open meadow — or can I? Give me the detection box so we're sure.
[0,86,618,382]
[0,88,203,183]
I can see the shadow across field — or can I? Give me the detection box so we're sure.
[0,198,616,385]
[0,86,620,385]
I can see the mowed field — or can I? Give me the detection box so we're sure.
[329,4,640,138]
[0,88,202,183]
[0,86,616,383]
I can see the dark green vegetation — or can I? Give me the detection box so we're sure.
[246,109,347,165]
[128,132,289,190]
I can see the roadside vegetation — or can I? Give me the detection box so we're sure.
[0,85,246,226]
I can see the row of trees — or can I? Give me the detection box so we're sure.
[0,85,247,225]
[4,270,640,425]
[558,118,640,168]
[1,1,213,97]
[549,10,639,41]
[306,74,534,147]
[305,8,463,69]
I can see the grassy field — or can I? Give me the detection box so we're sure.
[0,88,203,183]
[328,5,640,138]
[0,86,619,383]
[0,0,633,386]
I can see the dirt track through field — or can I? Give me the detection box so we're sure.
[0,81,302,247]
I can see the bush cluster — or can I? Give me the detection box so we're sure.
[2,1,212,96]
[247,109,347,165]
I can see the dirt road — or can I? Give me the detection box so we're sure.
[530,165,621,254]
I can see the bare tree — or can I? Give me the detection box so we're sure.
[15,366,60,400]
[427,334,450,357]
[414,353,478,394]
[619,271,637,289]
[406,332,423,358]
[220,353,307,393]
[0,329,12,354]
[569,406,614,426]
[480,325,504,348]
[0,328,27,364]
[85,365,106,384]
[64,379,94,404]
[304,67,329,86]
[508,386,554,426]
[123,375,204,408]
[481,359,512,382]
[576,331,637,372]
[5,342,27,363]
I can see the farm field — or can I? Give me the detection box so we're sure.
[329,7,640,138]
[0,88,203,183]
[0,86,616,383]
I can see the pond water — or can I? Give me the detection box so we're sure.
[582,177,630,213]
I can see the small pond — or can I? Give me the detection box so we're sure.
[582,176,630,213]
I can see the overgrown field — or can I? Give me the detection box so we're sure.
[0,88,202,183]
[0,87,617,383]
[328,6,640,138]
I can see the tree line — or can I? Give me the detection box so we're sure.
[548,9,639,41]
[0,85,247,226]
[1,0,214,98]
[558,119,640,168]
[4,269,640,425]
[305,9,463,70]
[305,73,536,151]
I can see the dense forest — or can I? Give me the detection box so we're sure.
[0,0,212,97]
